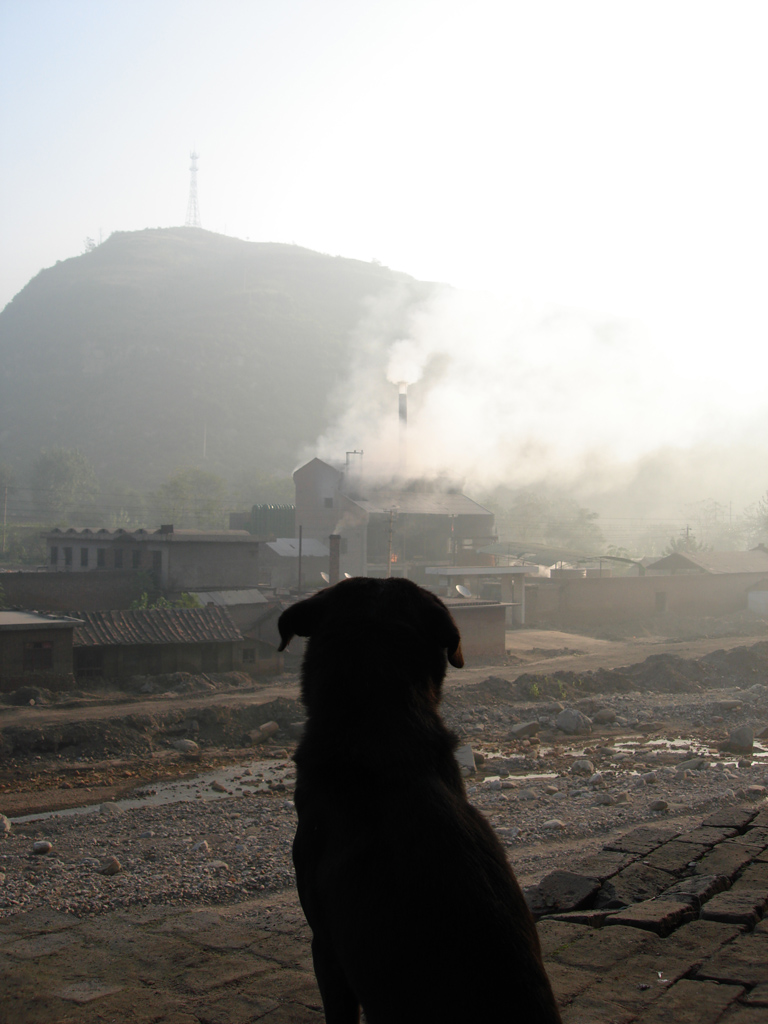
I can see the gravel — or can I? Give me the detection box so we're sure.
[1,791,298,918]
[1,680,767,919]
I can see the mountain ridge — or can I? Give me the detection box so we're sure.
[0,228,437,490]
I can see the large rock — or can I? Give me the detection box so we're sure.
[592,708,617,725]
[172,738,199,753]
[249,721,280,745]
[524,870,601,916]
[724,725,754,754]
[454,744,476,774]
[509,720,540,738]
[556,708,593,735]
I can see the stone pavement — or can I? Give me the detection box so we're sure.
[527,804,768,1023]
[1,806,767,1024]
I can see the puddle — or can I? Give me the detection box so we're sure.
[11,758,296,824]
[509,771,558,781]
[610,736,768,761]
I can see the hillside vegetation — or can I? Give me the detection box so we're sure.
[0,228,434,489]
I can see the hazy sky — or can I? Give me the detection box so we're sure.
[2,0,767,508]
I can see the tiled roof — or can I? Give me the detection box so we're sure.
[349,492,493,516]
[645,550,768,575]
[45,527,255,543]
[73,607,243,648]
[193,589,269,607]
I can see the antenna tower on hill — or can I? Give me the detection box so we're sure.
[185,150,201,228]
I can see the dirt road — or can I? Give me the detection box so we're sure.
[3,627,764,733]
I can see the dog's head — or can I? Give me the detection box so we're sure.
[278,578,463,696]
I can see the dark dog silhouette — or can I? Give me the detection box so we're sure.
[278,577,562,1024]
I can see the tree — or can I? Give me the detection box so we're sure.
[30,448,99,523]
[0,462,16,496]
[0,461,15,555]
[229,469,294,508]
[663,527,710,555]
[152,468,227,528]
[684,499,745,551]
[743,491,768,546]
[484,487,604,553]
[102,483,147,529]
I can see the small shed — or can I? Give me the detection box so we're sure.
[72,606,245,680]
[0,610,83,692]
[442,598,508,662]
[747,578,768,616]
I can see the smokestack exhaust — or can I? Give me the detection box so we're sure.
[398,381,407,475]
[329,533,341,584]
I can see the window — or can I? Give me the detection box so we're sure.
[132,550,141,569]
[50,546,58,566]
[152,551,162,573]
[64,547,73,566]
[23,641,53,672]
[97,548,106,568]
[80,548,89,568]
[114,548,123,569]
[242,648,256,664]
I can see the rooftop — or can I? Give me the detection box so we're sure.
[645,549,768,575]
[73,607,243,647]
[0,610,84,630]
[44,527,256,543]
[192,589,269,607]
[266,538,329,558]
[349,492,492,517]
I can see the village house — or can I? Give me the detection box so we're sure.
[70,606,262,680]
[524,546,768,628]
[43,525,261,591]
[293,457,496,580]
[0,610,84,692]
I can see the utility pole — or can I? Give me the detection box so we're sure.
[1,485,7,554]
[297,525,303,595]
[387,509,395,578]
[185,150,201,228]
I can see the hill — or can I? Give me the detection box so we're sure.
[0,228,435,491]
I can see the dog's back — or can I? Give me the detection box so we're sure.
[279,578,562,1023]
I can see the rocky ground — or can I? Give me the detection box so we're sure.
[1,626,767,921]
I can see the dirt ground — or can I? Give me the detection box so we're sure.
[1,621,767,819]
[2,620,768,1023]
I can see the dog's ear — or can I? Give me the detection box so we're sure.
[426,593,464,668]
[447,639,464,669]
[277,595,322,651]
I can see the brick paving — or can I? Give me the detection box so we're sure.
[531,804,768,1023]
[1,804,767,1023]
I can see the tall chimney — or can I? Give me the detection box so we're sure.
[398,382,407,475]
[329,533,341,584]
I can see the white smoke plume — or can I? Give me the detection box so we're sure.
[311,285,767,513]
